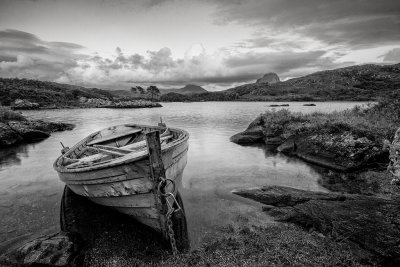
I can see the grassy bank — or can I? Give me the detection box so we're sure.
[156,224,374,267]
[260,99,400,143]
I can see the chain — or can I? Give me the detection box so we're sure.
[166,212,178,255]
[158,178,181,256]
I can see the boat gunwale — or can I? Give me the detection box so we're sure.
[53,124,189,173]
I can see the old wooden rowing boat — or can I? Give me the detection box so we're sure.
[53,123,189,237]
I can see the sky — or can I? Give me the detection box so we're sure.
[0,0,399,91]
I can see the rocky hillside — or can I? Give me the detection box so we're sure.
[256,72,280,84]
[160,84,208,95]
[226,63,400,101]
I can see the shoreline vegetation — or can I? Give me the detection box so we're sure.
[230,99,400,265]
[1,63,399,109]
[0,106,75,148]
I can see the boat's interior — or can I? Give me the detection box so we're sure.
[61,125,178,169]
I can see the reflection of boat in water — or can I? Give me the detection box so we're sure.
[54,123,189,242]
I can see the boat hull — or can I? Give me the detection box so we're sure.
[54,125,189,234]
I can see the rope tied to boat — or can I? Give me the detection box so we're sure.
[157,177,181,255]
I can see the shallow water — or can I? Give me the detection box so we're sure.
[0,101,369,251]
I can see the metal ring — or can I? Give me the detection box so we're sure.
[157,178,176,197]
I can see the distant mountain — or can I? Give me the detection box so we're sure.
[256,73,280,84]
[160,84,208,95]
[225,63,400,101]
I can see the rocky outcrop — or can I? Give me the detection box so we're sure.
[230,116,267,144]
[231,108,390,172]
[234,185,400,263]
[277,131,388,171]
[0,120,75,148]
[12,99,40,110]
[256,73,280,84]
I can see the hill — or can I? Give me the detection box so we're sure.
[225,63,400,101]
[0,78,160,108]
[160,84,208,95]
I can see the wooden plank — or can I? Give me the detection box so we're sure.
[67,178,153,197]
[87,128,142,146]
[146,131,167,185]
[65,135,173,170]
[90,192,155,208]
[59,160,150,181]
[93,145,133,154]
[122,135,173,150]
[87,146,126,157]
[146,131,167,235]
[65,154,108,168]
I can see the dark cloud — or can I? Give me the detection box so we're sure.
[380,48,400,62]
[211,0,400,48]
[225,51,326,73]
[0,29,86,80]
[0,28,359,89]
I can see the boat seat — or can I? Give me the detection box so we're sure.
[121,135,173,150]
[66,135,174,169]
[87,128,142,146]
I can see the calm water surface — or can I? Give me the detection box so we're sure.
[0,101,368,251]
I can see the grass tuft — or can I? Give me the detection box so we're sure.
[0,106,26,122]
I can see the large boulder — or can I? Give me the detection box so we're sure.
[256,73,280,84]
[230,116,266,144]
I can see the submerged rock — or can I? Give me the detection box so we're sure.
[234,186,348,207]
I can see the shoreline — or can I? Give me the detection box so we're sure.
[1,101,397,266]
[229,99,400,265]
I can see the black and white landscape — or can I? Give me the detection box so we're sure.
[1,0,400,266]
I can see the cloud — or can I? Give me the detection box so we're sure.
[211,0,400,49]
[380,48,400,62]
[0,29,86,80]
[0,29,353,90]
